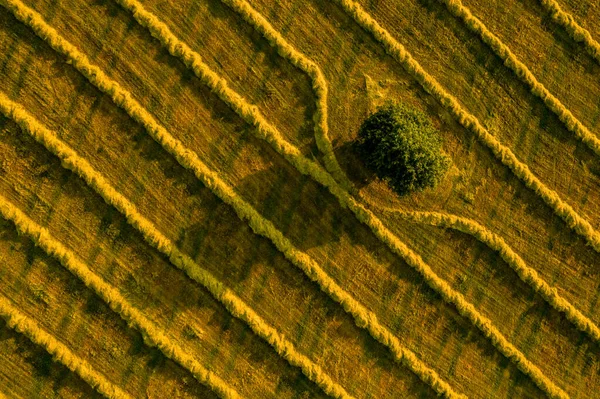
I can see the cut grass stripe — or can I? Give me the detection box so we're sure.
[112,0,569,397]
[0,185,240,399]
[537,0,600,65]
[217,0,354,192]
[0,293,130,399]
[0,1,459,397]
[0,92,348,399]
[368,202,600,343]
[439,0,600,157]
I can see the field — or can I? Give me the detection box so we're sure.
[0,0,599,397]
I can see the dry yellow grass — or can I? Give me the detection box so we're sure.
[2,2,458,395]
[1,0,599,396]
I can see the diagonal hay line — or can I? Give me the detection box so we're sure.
[0,272,132,399]
[218,0,354,192]
[107,0,567,398]
[439,0,600,157]
[0,92,350,399]
[223,0,600,361]
[0,140,241,399]
[537,0,600,65]
[0,0,460,397]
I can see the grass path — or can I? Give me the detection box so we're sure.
[537,0,600,64]
[108,0,570,397]
[0,285,130,399]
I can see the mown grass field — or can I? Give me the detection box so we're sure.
[0,0,598,397]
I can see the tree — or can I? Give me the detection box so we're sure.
[354,102,450,195]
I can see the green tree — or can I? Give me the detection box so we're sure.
[355,102,450,195]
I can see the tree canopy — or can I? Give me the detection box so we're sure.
[355,102,450,195]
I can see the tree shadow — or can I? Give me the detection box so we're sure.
[335,140,376,190]
[234,166,349,251]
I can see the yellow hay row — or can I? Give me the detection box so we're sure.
[218,0,354,192]
[0,0,463,396]
[331,0,600,253]
[0,155,241,399]
[440,0,600,157]
[0,93,350,399]
[371,203,600,343]
[0,277,131,399]
[107,1,566,398]
[538,0,600,64]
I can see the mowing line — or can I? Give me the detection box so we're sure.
[537,0,600,65]
[0,291,131,399]
[102,1,564,398]
[330,0,600,253]
[0,93,350,399]
[438,0,600,157]
[218,0,353,192]
[367,202,600,343]
[0,1,462,397]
